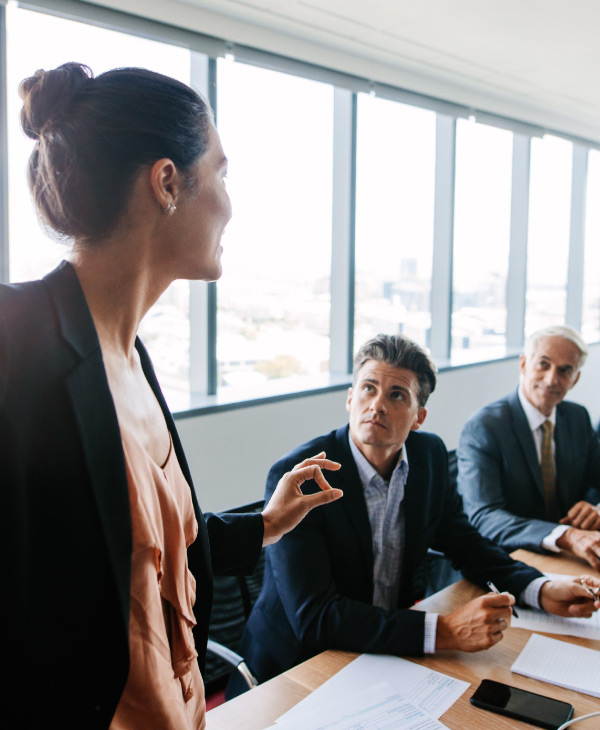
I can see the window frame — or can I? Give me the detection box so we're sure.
[1,0,598,416]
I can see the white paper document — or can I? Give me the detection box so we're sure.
[267,683,450,730]
[511,606,600,639]
[511,633,600,698]
[276,654,469,723]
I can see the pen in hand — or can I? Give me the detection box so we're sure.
[487,581,519,618]
[579,577,600,601]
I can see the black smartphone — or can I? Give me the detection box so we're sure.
[470,679,574,729]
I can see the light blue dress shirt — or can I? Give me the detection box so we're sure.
[348,434,438,652]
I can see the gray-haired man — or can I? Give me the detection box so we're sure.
[458,325,600,570]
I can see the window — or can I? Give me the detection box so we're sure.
[525,135,573,335]
[6,4,193,410]
[354,94,436,350]
[582,149,600,342]
[451,120,513,363]
[216,59,334,397]
[1,2,598,416]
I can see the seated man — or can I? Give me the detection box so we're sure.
[457,325,600,569]
[229,334,598,694]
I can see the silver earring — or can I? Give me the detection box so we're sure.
[167,202,177,213]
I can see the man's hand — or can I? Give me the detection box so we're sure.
[262,452,342,546]
[556,527,600,570]
[436,592,514,652]
[559,501,600,531]
[539,576,600,617]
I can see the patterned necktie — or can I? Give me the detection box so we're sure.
[540,419,557,521]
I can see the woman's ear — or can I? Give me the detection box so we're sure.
[149,158,179,212]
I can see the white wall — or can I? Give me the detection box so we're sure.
[177,343,600,511]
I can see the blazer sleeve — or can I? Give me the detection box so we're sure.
[580,410,600,506]
[205,511,264,576]
[431,449,542,597]
[263,455,427,659]
[457,414,558,552]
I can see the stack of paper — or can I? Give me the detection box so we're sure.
[271,654,469,730]
[267,683,451,730]
[511,634,600,698]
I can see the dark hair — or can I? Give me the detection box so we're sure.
[353,334,437,407]
[19,62,212,243]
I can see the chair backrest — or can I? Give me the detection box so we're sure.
[448,448,458,491]
[205,501,265,692]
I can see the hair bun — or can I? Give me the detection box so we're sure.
[19,62,92,140]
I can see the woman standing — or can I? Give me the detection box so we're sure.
[0,63,341,729]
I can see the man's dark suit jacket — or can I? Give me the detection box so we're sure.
[233,424,542,692]
[457,389,600,552]
[0,261,263,729]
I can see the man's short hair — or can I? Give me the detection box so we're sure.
[353,334,437,408]
[524,325,588,368]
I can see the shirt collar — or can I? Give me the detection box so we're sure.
[348,430,408,487]
[518,384,556,432]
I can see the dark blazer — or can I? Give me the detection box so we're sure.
[0,261,263,729]
[235,424,541,689]
[457,389,600,552]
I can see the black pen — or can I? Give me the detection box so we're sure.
[487,581,519,618]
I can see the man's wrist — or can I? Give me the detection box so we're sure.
[424,613,438,654]
[556,527,575,551]
[542,524,570,552]
[520,576,550,610]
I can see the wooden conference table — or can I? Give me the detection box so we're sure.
[206,551,600,730]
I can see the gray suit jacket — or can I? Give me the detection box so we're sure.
[457,388,600,552]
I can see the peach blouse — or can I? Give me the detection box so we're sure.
[110,427,205,730]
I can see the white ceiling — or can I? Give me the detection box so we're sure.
[100,0,600,141]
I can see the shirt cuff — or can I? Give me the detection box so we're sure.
[423,613,438,654]
[542,524,570,552]
[520,576,550,610]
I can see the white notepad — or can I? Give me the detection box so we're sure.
[511,633,600,698]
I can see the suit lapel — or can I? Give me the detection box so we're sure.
[136,338,194,494]
[335,426,374,570]
[43,261,213,637]
[137,338,212,578]
[554,404,572,513]
[65,359,132,619]
[508,389,543,497]
[44,262,132,630]
[402,433,431,572]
